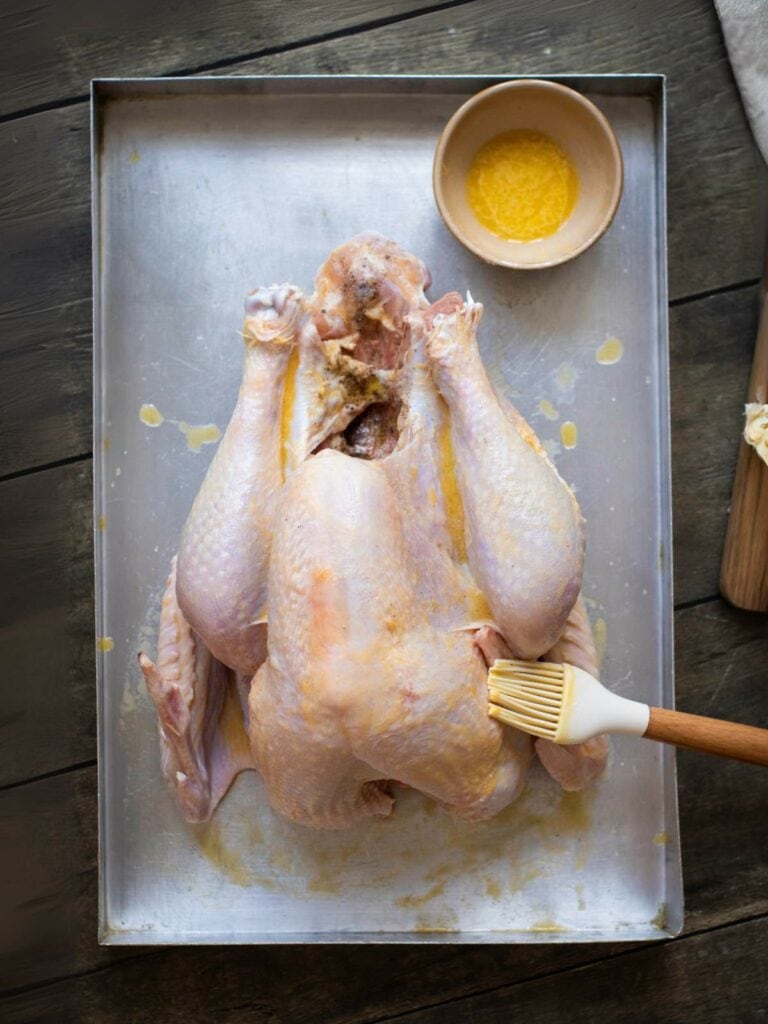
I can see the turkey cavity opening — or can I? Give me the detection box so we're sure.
[314,400,403,460]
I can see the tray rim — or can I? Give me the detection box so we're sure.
[91,72,680,945]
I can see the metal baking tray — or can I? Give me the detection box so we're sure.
[92,74,682,944]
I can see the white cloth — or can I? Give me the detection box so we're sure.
[715,0,768,165]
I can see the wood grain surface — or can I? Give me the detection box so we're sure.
[671,284,758,605]
[2,1,767,1022]
[0,0,438,117]
[0,463,94,788]
[646,706,768,765]
[720,256,768,610]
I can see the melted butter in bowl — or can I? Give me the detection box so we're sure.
[467,129,579,242]
[433,79,623,269]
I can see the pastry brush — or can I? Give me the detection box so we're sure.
[487,659,768,766]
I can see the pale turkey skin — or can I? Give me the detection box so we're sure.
[250,450,532,828]
[140,233,607,828]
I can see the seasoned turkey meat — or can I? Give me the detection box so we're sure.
[140,234,607,829]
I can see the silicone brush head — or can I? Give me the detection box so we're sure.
[487,659,569,742]
[488,658,650,745]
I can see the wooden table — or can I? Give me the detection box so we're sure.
[2,1,767,1020]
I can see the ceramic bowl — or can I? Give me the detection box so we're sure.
[433,79,624,269]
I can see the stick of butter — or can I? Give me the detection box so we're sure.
[744,403,768,466]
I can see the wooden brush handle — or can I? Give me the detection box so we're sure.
[645,707,768,766]
[720,246,768,612]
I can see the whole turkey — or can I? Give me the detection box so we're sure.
[140,234,608,829]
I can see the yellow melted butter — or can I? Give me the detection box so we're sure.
[485,877,502,900]
[280,348,300,477]
[436,404,466,562]
[395,881,446,909]
[651,902,668,930]
[197,820,251,888]
[560,421,578,449]
[467,130,579,242]
[139,402,221,452]
[538,398,559,421]
[593,616,608,667]
[185,770,594,908]
[218,676,251,762]
[178,421,221,453]
[139,403,164,427]
[554,362,578,392]
[596,337,624,365]
[467,589,492,621]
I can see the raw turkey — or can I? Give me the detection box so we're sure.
[140,234,608,829]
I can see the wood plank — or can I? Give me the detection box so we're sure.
[0,106,91,474]
[2,598,765,1002]
[3,914,765,1024]
[0,0,435,118]
[0,768,99,995]
[375,918,768,1023]
[673,600,768,931]
[1,0,766,476]
[0,462,94,787]
[0,298,93,476]
[720,255,768,612]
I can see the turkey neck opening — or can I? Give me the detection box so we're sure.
[313,399,403,461]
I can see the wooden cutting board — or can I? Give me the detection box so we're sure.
[720,246,768,611]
